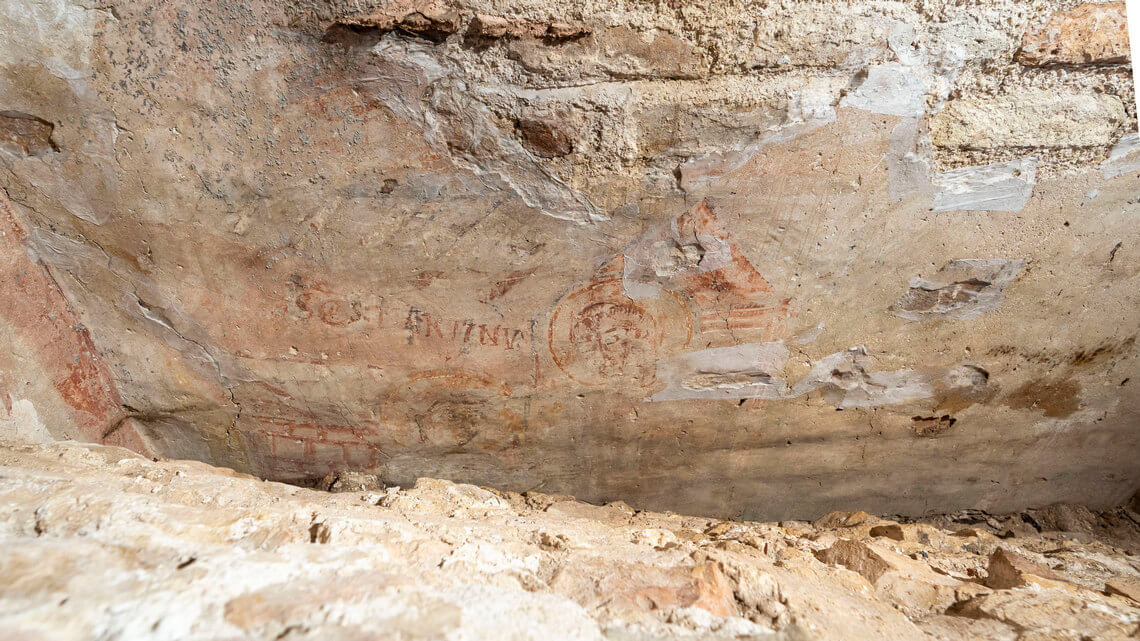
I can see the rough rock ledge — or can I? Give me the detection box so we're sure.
[2,440,1139,640]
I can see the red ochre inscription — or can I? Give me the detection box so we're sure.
[550,270,691,388]
[284,277,529,352]
[405,307,528,350]
[0,196,128,445]
[673,200,789,338]
[549,199,788,387]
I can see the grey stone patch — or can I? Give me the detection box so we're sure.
[1101,133,1140,180]
[840,63,926,117]
[649,342,790,402]
[789,346,933,409]
[892,259,1026,321]
[931,158,1037,212]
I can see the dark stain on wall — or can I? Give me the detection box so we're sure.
[1002,379,1081,418]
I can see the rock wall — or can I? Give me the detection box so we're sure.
[0,0,1137,519]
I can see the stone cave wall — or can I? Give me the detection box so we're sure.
[0,0,1137,519]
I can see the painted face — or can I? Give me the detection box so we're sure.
[569,302,654,379]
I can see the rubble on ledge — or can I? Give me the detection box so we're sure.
[1,440,1138,640]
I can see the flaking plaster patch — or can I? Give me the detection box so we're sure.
[892,259,1026,321]
[649,342,791,402]
[650,344,981,409]
[931,158,1037,212]
[0,397,51,443]
[1102,133,1140,179]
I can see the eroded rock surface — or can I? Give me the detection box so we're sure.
[2,440,1140,640]
[0,0,1137,520]
[1017,2,1132,66]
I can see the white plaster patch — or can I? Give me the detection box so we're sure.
[1101,133,1140,179]
[677,151,753,194]
[0,397,51,443]
[650,344,955,408]
[620,210,733,301]
[792,323,825,345]
[787,85,838,123]
[25,225,106,269]
[788,347,933,408]
[1029,408,1106,436]
[840,63,926,117]
[676,115,835,194]
[887,117,934,202]
[931,158,1037,212]
[650,342,791,402]
[892,259,1026,321]
[677,83,838,194]
[372,40,605,225]
[0,1,119,226]
[0,0,95,83]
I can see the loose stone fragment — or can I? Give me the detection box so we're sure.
[870,524,905,541]
[1105,579,1140,604]
[1017,2,1131,66]
[984,548,1065,589]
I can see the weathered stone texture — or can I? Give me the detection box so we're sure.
[0,0,1137,522]
[1017,2,1131,66]
[2,440,1140,640]
[0,112,56,157]
[931,92,1128,149]
[0,200,129,448]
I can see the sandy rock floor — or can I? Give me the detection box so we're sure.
[1,440,1138,640]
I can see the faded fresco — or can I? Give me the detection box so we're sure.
[0,0,1137,519]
